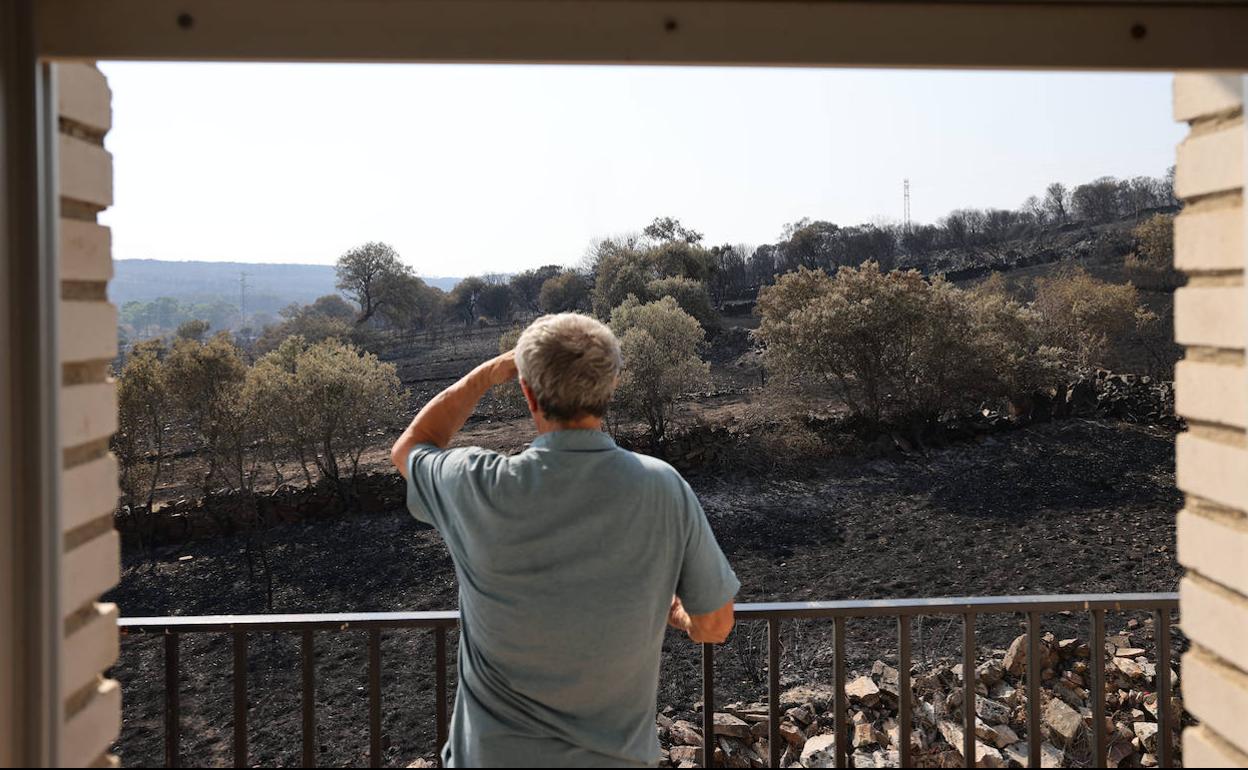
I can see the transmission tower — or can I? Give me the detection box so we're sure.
[903,179,912,235]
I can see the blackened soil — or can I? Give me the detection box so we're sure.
[106,419,1181,767]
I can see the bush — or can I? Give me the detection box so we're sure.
[164,333,252,495]
[175,319,211,342]
[592,250,651,318]
[646,276,717,329]
[114,340,170,539]
[248,338,406,494]
[609,296,710,444]
[1033,267,1151,369]
[254,296,358,354]
[965,286,1066,402]
[756,264,1060,425]
[245,336,313,486]
[538,271,590,313]
[1126,214,1182,291]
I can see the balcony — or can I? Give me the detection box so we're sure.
[119,592,1180,769]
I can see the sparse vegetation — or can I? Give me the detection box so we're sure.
[757,263,1147,426]
[1032,266,1153,370]
[1126,213,1182,291]
[108,168,1188,769]
[335,241,414,325]
[117,333,406,511]
[113,339,170,548]
[609,295,710,445]
[538,271,590,313]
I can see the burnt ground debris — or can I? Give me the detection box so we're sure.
[106,417,1181,767]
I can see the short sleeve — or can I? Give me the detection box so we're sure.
[405,444,457,529]
[675,479,740,615]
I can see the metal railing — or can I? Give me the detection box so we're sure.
[119,592,1180,768]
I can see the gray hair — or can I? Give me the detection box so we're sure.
[514,313,622,422]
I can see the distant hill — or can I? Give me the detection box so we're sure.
[110,259,460,313]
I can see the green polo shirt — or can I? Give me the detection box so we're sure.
[405,428,739,768]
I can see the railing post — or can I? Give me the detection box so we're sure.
[435,626,448,768]
[767,619,781,770]
[962,613,976,769]
[164,632,180,769]
[302,629,316,767]
[702,642,715,768]
[1155,609,1173,768]
[898,615,912,770]
[232,632,247,767]
[1027,613,1041,769]
[833,616,846,769]
[369,629,382,768]
[1091,610,1106,768]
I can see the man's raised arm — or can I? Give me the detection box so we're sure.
[390,351,517,478]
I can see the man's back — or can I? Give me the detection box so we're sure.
[405,429,739,768]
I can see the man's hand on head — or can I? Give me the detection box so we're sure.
[391,350,521,475]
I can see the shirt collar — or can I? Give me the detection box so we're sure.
[530,428,618,452]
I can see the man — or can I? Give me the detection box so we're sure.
[391,312,738,768]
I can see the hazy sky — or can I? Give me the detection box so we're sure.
[98,62,1183,277]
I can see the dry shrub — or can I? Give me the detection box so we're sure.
[646,275,718,329]
[610,295,710,444]
[1125,213,1183,292]
[1032,266,1153,369]
[114,339,171,547]
[538,271,590,314]
[247,337,406,492]
[756,264,1058,426]
[753,414,828,465]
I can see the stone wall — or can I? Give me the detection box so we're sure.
[56,62,121,769]
[1171,73,1248,767]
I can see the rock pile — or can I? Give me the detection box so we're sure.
[1003,370,1176,428]
[1089,371,1177,427]
[657,625,1180,768]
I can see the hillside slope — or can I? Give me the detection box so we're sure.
[111,259,460,312]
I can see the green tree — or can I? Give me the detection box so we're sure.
[376,273,439,331]
[254,296,356,354]
[175,318,211,342]
[510,265,563,314]
[646,275,717,329]
[248,337,406,498]
[335,241,413,324]
[114,339,171,547]
[592,250,650,318]
[646,240,715,281]
[164,333,251,496]
[245,336,316,486]
[1070,177,1122,223]
[302,339,404,491]
[450,276,488,326]
[478,282,514,323]
[609,296,710,445]
[643,216,703,245]
[538,271,590,314]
